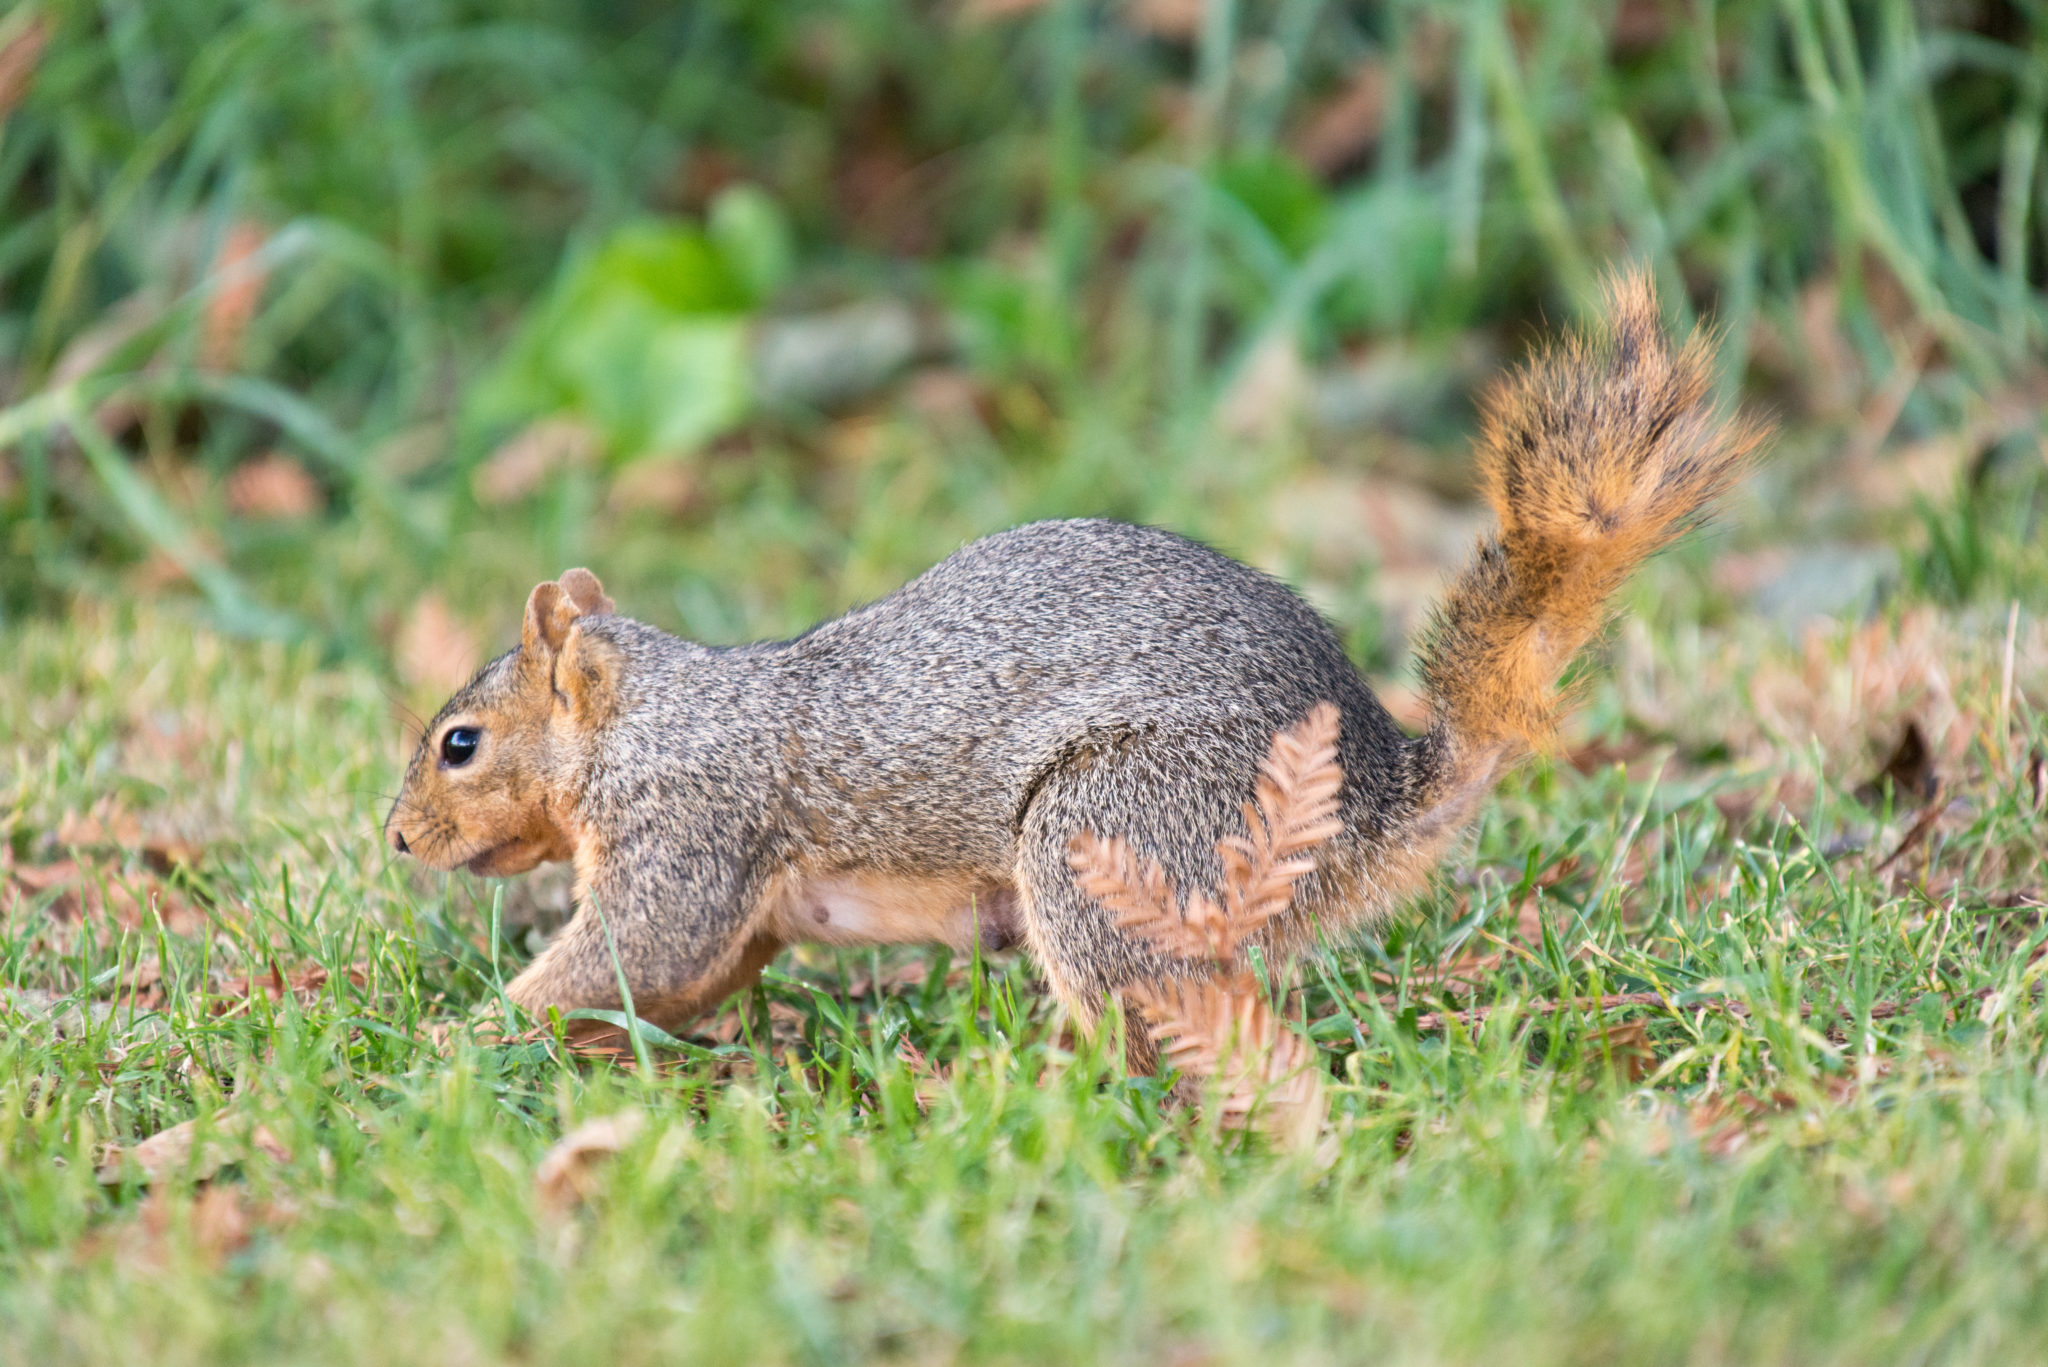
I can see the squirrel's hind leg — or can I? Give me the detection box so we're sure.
[1012,738,1256,1077]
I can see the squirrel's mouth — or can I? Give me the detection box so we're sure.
[464,838,552,877]
[463,841,521,875]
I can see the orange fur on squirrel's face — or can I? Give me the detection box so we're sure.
[385,570,615,877]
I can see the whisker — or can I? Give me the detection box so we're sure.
[381,687,431,745]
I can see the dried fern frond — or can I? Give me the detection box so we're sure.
[1070,703,1346,972]
[1068,831,1220,963]
[1069,702,1346,1151]
[1214,701,1344,954]
[1126,976,1327,1149]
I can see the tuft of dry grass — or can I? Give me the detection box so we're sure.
[1068,702,1343,1149]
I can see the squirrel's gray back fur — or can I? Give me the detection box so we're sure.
[584,519,1411,904]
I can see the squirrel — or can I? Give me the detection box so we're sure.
[385,273,1763,1056]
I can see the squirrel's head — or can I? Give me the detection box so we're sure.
[385,568,623,876]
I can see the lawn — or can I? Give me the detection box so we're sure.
[3,2,2048,1362]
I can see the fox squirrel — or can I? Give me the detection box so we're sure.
[386,274,1762,1051]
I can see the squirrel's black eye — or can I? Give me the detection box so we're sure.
[440,727,480,767]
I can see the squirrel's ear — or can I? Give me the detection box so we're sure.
[523,571,611,668]
[557,568,614,617]
[521,580,575,658]
[555,622,622,723]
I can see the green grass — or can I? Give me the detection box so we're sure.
[3,592,2045,1364]
[4,0,2048,1361]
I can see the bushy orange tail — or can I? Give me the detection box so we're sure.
[1415,272,1766,800]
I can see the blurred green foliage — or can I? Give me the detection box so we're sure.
[0,0,2044,644]
[472,190,792,458]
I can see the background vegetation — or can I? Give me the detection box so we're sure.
[2,1,2046,1362]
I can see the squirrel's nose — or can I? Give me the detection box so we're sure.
[391,829,410,855]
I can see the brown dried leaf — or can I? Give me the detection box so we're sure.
[132,528,229,594]
[1639,1094,1766,1161]
[903,368,992,428]
[56,800,205,873]
[2028,746,2045,817]
[1291,59,1387,177]
[96,1111,289,1185]
[201,221,269,371]
[5,855,79,903]
[204,961,369,1009]
[535,1110,646,1216]
[395,593,482,696]
[1609,0,1671,53]
[225,452,323,520]
[187,1184,254,1263]
[120,1187,248,1270]
[605,455,699,519]
[474,416,601,505]
[1644,1079,1864,1162]
[5,852,205,936]
[1122,0,1202,41]
[1566,733,1653,776]
[61,808,157,858]
[1249,703,1346,861]
[110,1185,299,1272]
[0,12,49,123]
[56,803,144,851]
[1595,1018,1657,1084]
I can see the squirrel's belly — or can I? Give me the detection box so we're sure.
[763,870,1021,953]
